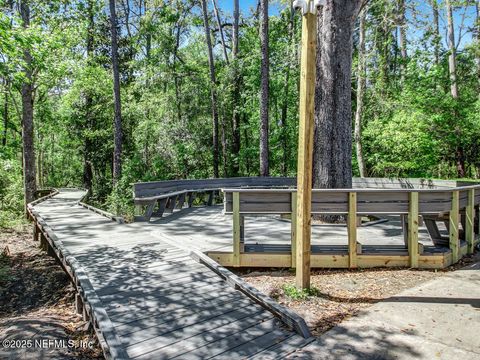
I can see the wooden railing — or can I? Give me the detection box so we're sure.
[222,185,480,268]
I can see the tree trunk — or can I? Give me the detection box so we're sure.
[231,0,241,176]
[446,0,465,178]
[431,0,440,66]
[83,0,94,192]
[313,0,363,198]
[20,0,36,209]
[280,1,295,177]
[397,0,407,82]
[355,7,367,177]
[476,0,479,97]
[446,0,458,98]
[259,0,269,176]
[211,0,229,64]
[109,0,123,184]
[200,0,219,178]
[2,78,8,147]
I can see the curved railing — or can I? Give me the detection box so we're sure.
[220,183,480,269]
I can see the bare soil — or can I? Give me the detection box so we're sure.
[0,226,103,359]
[240,253,479,337]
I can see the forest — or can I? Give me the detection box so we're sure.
[0,0,479,226]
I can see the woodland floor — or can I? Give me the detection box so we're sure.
[0,227,103,359]
[240,253,480,337]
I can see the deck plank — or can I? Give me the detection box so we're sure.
[31,189,311,359]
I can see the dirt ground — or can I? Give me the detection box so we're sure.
[0,226,103,359]
[240,253,479,337]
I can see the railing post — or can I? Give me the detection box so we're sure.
[233,192,241,267]
[408,192,419,268]
[348,192,357,268]
[466,189,475,254]
[450,190,460,263]
[291,191,297,268]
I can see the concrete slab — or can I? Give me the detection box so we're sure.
[286,259,480,360]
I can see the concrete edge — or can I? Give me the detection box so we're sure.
[27,202,129,360]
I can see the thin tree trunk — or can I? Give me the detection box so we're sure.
[231,0,241,176]
[446,0,458,98]
[397,0,407,82]
[20,0,36,209]
[313,0,363,211]
[200,0,219,178]
[476,0,479,97]
[355,7,367,177]
[2,78,8,147]
[280,1,295,177]
[83,0,94,192]
[259,0,269,176]
[446,0,465,178]
[431,0,440,66]
[211,0,229,64]
[109,0,123,184]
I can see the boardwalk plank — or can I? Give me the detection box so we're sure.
[136,311,272,360]
[31,189,309,360]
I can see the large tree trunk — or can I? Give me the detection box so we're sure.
[259,0,269,176]
[354,6,367,178]
[200,0,219,178]
[20,0,36,209]
[231,0,241,176]
[446,0,465,178]
[313,0,363,198]
[109,0,123,184]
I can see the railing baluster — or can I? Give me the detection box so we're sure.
[233,192,241,267]
[450,190,460,263]
[348,192,357,268]
[291,191,297,268]
[466,189,475,254]
[408,192,419,268]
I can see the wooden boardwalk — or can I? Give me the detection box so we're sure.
[31,189,320,359]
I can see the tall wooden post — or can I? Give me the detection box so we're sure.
[295,0,319,289]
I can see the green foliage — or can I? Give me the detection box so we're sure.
[282,284,320,300]
[0,0,479,222]
[0,157,25,228]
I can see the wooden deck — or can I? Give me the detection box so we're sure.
[30,189,321,359]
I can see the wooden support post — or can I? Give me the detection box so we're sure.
[75,293,83,315]
[408,192,419,268]
[207,191,215,206]
[153,198,168,218]
[33,224,40,242]
[466,189,475,254]
[233,192,241,267]
[291,191,297,268]
[166,195,178,213]
[144,201,156,221]
[187,192,196,207]
[348,192,358,268]
[295,3,317,290]
[450,191,460,263]
[176,192,186,210]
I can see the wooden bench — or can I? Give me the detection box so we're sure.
[133,177,296,222]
